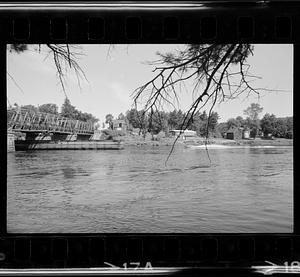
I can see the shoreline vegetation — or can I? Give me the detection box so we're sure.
[119,134,293,147]
[9,100,293,151]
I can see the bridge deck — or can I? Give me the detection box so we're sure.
[7,108,95,136]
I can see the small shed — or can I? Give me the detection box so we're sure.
[225,127,243,140]
[112,119,127,132]
[242,129,250,139]
[226,128,235,140]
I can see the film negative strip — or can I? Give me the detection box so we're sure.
[0,235,298,268]
[0,2,297,43]
[0,1,300,275]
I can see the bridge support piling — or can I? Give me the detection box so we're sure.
[77,134,93,141]
[52,133,69,142]
[7,132,15,152]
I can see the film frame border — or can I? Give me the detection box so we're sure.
[0,2,298,43]
[0,1,299,271]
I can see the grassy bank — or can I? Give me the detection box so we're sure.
[122,135,178,147]
[120,134,293,147]
[184,137,293,146]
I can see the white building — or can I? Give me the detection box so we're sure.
[170,129,197,139]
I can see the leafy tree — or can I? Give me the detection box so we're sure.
[199,111,208,122]
[77,111,99,124]
[224,116,244,131]
[118,113,125,120]
[243,103,263,121]
[236,116,245,127]
[189,111,204,135]
[243,103,263,139]
[192,112,205,136]
[249,128,258,138]
[60,98,98,124]
[195,111,219,136]
[18,104,39,118]
[274,117,293,138]
[217,116,245,138]
[207,111,219,134]
[126,109,148,134]
[105,114,114,129]
[274,119,286,138]
[21,104,38,112]
[126,109,139,129]
[260,113,277,136]
[285,117,293,139]
[189,111,218,137]
[245,117,260,139]
[226,118,240,130]
[167,110,185,130]
[60,98,77,119]
[216,122,228,137]
[38,103,58,114]
[149,110,168,134]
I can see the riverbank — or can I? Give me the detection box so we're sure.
[120,134,293,147]
[184,137,293,147]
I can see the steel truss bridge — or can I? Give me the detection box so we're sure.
[7,108,95,137]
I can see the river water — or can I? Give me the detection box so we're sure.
[7,145,293,233]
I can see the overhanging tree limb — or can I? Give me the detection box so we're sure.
[8,44,88,98]
[132,44,266,163]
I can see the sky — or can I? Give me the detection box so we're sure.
[7,44,293,124]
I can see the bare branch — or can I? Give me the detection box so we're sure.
[45,44,88,96]
[7,72,25,94]
[132,44,264,163]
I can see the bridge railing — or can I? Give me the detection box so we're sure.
[7,108,95,135]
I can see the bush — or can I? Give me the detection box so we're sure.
[157,131,166,139]
[101,129,126,140]
[286,131,293,139]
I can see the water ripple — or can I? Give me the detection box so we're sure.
[7,146,293,233]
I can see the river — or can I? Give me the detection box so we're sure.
[7,145,293,233]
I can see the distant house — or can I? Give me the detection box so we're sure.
[170,129,197,139]
[225,128,235,140]
[225,127,253,140]
[262,133,274,140]
[225,127,243,140]
[242,128,250,139]
[112,119,127,132]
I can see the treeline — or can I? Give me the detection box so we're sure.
[217,103,293,139]
[218,114,293,139]
[10,99,292,139]
[10,98,99,124]
[107,103,293,139]
[106,109,219,136]
[260,114,293,138]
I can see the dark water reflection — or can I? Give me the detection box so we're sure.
[7,145,293,233]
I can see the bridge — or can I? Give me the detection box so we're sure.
[7,108,95,141]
